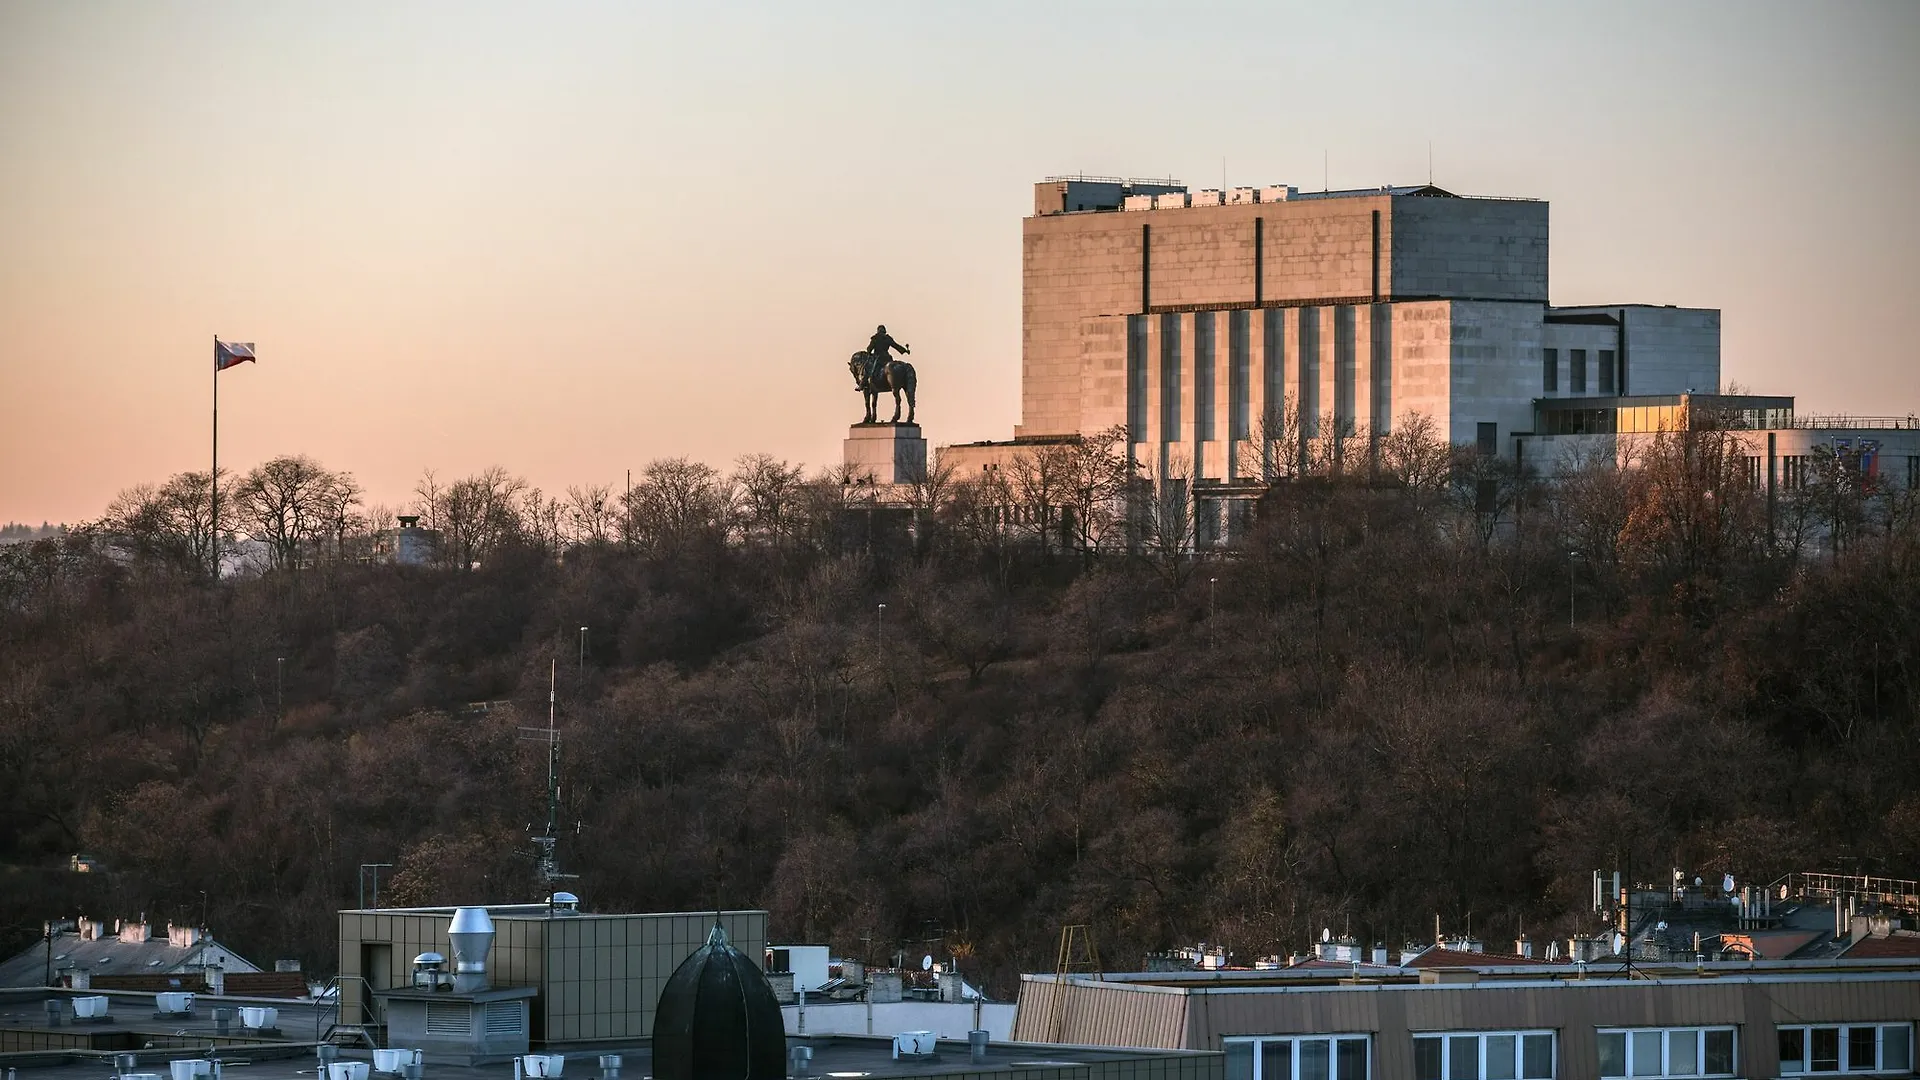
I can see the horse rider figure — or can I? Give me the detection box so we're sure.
[849,324,918,424]
[868,325,910,364]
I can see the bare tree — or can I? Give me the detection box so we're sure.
[564,484,616,547]
[96,470,225,576]
[1377,412,1453,497]
[518,487,566,557]
[621,458,733,557]
[423,466,528,570]
[1128,449,1200,588]
[1237,395,1305,485]
[1008,444,1074,559]
[732,455,807,547]
[233,455,358,571]
[1616,425,1765,620]
[1057,426,1133,559]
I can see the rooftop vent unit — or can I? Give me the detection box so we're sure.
[1190,190,1223,208]
[448,908,495,994]
[548,892,581,916]
[1261,185,1297,203]
[1228,187,1259,205]
[1122,194,1155,212]
[1153,192,1189,210]
[412,952,452,991]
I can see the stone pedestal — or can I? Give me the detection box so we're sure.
[843,423,928,486]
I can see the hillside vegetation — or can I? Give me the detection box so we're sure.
[2,427,1917,993]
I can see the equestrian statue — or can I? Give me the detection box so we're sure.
[848,324,917,424]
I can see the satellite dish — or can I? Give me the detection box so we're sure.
[1694,876,1703,888]
[1612,931,1625,954]
[1722,873,1735,894]
[1322,928,1332,942]
[921,954,933,972]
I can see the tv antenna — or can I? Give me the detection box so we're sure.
[520,659,579,891]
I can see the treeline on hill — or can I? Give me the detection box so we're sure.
[1,419,1917,995]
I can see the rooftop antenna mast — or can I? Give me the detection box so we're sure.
[521,659,579,892]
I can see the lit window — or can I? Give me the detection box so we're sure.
[1598,1027,1736,1078]
[1225,1035,1371,1080]
[1414,1030,1555,1080]
[1778,1023,1912,1075]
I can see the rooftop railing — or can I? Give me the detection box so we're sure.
[1788,415,1920,431]
[1771,871,1920,914]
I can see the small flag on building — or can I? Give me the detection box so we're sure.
[215,339,256,371]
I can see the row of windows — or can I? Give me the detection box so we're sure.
[1780,1024,1912,1075]
[1415,1031,1557,1080]
[1598,1027,1736,1077]
[1226,1023,1914,1080]
[1226,1035,1370,1080]
[1542,347,1620,395]
[1539,404,1687,436]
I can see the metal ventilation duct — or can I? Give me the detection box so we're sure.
[448,907,494,993]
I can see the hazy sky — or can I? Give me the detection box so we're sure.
[3,0,1916,524]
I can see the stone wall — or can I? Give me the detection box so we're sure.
[1020,192,1547,439]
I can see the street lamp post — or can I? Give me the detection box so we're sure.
[579,626,588,675]
[1209,577,1218,649]
[1568,550,1580,630]
[276,657,285,715]
[877,603,887,647]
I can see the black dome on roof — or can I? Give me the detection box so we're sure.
[651,924,786,1080]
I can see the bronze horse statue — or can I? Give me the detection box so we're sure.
[849,351,917,424]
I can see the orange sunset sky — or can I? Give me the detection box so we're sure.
[3,1,1917,525]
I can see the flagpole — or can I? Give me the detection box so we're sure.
[212,335,219,581]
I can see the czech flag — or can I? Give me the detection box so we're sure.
[215,339,256,371]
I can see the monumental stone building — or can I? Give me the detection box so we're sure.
[939,176,1918,534]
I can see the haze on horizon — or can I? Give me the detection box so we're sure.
[2,0,1916,525]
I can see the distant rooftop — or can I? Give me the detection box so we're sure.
[1036,174,1537,215]
[0,987,1202,1079]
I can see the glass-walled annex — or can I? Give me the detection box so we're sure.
[1535,395,1795,437]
